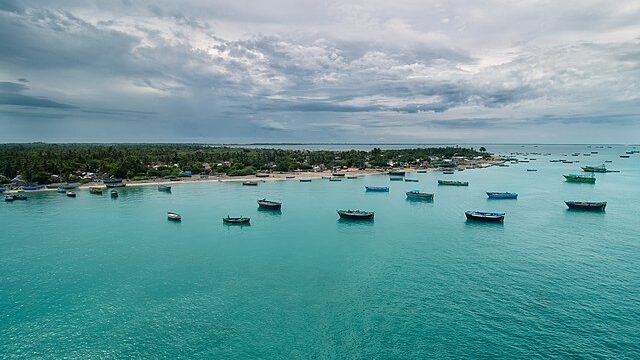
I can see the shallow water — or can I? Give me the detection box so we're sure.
[1,145,639,358]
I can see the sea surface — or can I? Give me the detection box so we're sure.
[1,145,639,359]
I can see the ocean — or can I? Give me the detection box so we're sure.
[1,144,639,358]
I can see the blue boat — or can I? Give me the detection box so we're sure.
[23,185,45,190]
[405,190,434,201]
[486,192,518,199]
[365,186,389,192]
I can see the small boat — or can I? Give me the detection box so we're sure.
[457,168,464,171]
[564,174,596,183]
[66,191,76,198]
[562,161,574,164]
[565,201,606,211]
[257,199,282,210]
[223,216,250,224]
[285,176,295,179]
[167,212,182,221]
[571,153,580,156]
[346,176,358,179]
[57,187,67,193]
[404,178,419,182]
[337,210,374,220]
[365,186,389,192]
[389,177,403,181]
[321,176,332,179]
[4,195,14,202]
[103,178,125,188]
[417,170,427,173]
[158,185,172,192]
[13,192,27,200]
[486,192,518,199]
[591,151,598,154]
[110,190,119,198]
[242,181,258,186]
[332,173,345,177]
[329,177,342,182]
[526,169,537,172]
[465,211,505,222]
[497,163,509,167]
[619,155,630,158]
[23,185,45,190]
[581,165,609,173]
[60,183,81,190]
[255,173,270,178]
[519,160,530,163]
[89,187,103,195]
[405,190,434,201]
[443,170,455,174]
[583,153,591,156]
[299,179,312,182]
[604,160,613,163]
[625,151,633,154]
[438,180,469,186]
[45,184,60,189]
[388,170,406,176]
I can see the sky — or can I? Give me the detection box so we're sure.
[1,0,639,143]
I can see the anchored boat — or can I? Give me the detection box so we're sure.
[486,192,518,199]
[167,212,182,221]
[465,211,505,222]
[103,178,125,188]
[388,170,406,176]
[565,201,606,211]
[365,186,389,192]
[337,210,374,220]
[110,190,119,198]
[405,190,434,201]
[438,180,469,186]
[89,187,103,195]
[66,191,76,198]
[242,181,258,186]
[223,216,250,224]
[404,178,419,182]
[257,199,282,210]
[158,185,172,192]
[564,174,596,183]
[299,179,312,182]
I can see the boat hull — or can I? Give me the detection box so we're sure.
[438,180,469,186]
[365,186,389,192]
[486,192,518,199]
[337,210,374,220]
[465,211,505,222]
[405,192,434,201]
[223,217,250,224]
[565,201,606,211]
[258,200,282,210]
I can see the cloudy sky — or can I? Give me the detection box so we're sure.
[1,0,639,143]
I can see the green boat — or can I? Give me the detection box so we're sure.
[438,180,469,186]
[564,174,596,183]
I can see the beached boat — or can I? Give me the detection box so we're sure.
[388,170,406,176]
[110,190,118,198]
[438,180,469,186]
[337,210,374,220]
[443,170,455,174]
[332,173,345,177]
[45,184,60,189]
[167,212,182,221]
[89,187,103,195]
[255,173,270,178]
[299,179,312,182]
[66,191,76,198]
[565,201,606,211]
[60,183,81,190]
[486,192,518,199]
[365,186,389,192]
[329,177,342,182]
[103,178,125,188]
[404,178,419,182]
[23,185,45,190]
[158,185,172,192]
[390,177,404,181]
[321,176,332,179]
[465,211,505,222]
[223,216,250,224]
[497,163,509,167]
[257,199,282,210]
[405,190,434,201]
[564,174,596,183]
[286,176,295,179]
[242,181,258,186]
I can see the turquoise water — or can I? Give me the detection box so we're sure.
[1,145,639,359]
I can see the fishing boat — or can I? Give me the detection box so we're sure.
[438,180,469,186]
[299,179,312,182]
[167,212,182,221]
[103,178,125,188]
[255,173,270,178]
[23,185,45,190]
[619,155,630,158]
[405,190,434,201]
[389,177,403,181]
[337,210,374,220]
[286,176,296,179]
[486,192,518,199]
[242,181,258,186]
[417,170,427,173]
[66,191,76,198]
[519,160,530,163]
[257,199,282,210]
[321,176,332,179]
[583,153,591,156]
[565,201,606,211]
[581,165,609,173]
[365,186,389,192]
[443,170,455,174]
[158,185,172,192]
[89,187,103,195]
[562,161,574,164]
[465,211,505,222]
[404,178,419,182]
[332,173,345,177]
[388,170,406,176]
[5,195,14,202]
[571,153,580,156]
[346,176,358,179]
[110,190,118,198]
[591,151,598,154]
[564,174,596,183]
[604,160,613,163]
[526,169,537,172]
[223,216,250,224]
[329,177,342,182]
[60,183,81,190]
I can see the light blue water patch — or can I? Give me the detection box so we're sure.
[1,145,639,358]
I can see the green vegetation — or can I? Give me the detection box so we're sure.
[0,143,489,183]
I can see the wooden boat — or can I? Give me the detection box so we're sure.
[443,170,455,174]
[167,212,182,221]
[242,181,258,186]
[564,174,596,183]
[417,170,427,173]
[365,186,389,192]
[583,153,591,156]
[619,155,630,158]
[465,211,505,222]
[388,170,406,176]
[285,176,295,179]
[565,201,606,211]
[582,165,608,173]
[257,199,282,210]
[591,151,598,154]
[66,191,76,198]
[89,187,103,195]
[110,190,118,198]
[299,179,312,182]
[103,178,125,188]
[45,184,60,189]
[332,173,345,177]
[604,160,613,163]
[519,160,530,163]
[329,177,342,182]
[13,192,27,200]
[5,195,14,202]
[223,216,250,224]
[57,187,67,193]
[158,185,172,192]
[321,176,331,179]
[562,161,574,164]
[389,177,403,181]
[337,210,374,220]
[438,180,469,186]
[23,185,45,190]
[404,178,419,182]
[497,163,509,167]
[346,176,358,179]
[405,190,434,201]
[60,183,81,190]
[486,192,518,199]
[255,173,270,178]
[526,169,537,172]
